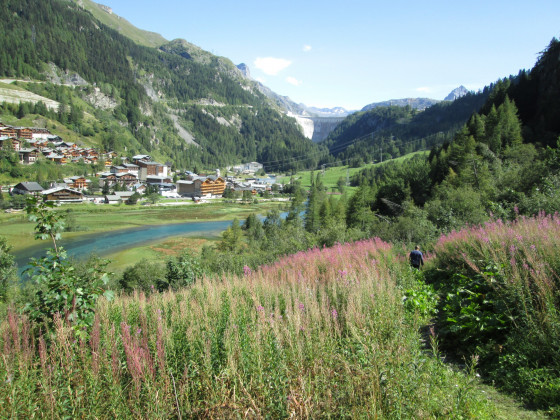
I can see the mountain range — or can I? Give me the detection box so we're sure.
[0,0,524,173]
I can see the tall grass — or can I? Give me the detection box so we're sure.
[0,239,494,418]
[430,212,560,411]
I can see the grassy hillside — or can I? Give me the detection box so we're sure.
[277,151,429,192]
[73,0,168,48]
[0,239,497,418]
[2,229,556,416]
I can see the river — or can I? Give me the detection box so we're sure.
[13,219,234,274]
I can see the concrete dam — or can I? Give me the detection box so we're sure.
[292,115,346,143]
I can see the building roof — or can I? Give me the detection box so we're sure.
[116,172,137,178]
[115,191,135,198]
[42,187,83,196]
[14,182,44,192]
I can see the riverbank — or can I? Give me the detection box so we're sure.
[3,199,287,265]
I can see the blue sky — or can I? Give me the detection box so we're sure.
[104,0,559,110]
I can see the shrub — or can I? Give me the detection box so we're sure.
[119,260,166,294]
[24,198,112,337]
[428,212,560,410]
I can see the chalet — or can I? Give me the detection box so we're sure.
[110,165,129,174]
[131,183,147,194]
[104,194,121,204]
[66,176,91,190]
[99,173,117,187]
[30,128,53,140]
[0,127,17,138]
[137,160,167,177]
[177,176,226,197]
[132,154,151,164]
[18,148,39,165]
[28,139,49,149]
[122,163,139,176]
[115,191,135,200]
[115,172,138,187]
[0,137,22,151]
[15,127,33,140]
[45,152,67,164]
[11,182,44,195]
[200,176,226,196]
[234,186,258,195]
[42,187,84,203]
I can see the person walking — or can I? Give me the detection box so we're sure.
[409,245,424,269]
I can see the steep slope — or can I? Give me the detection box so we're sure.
[0,0,328,172]
[74,0,167,48]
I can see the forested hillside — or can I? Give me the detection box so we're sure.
[0,0,328,171]
[343,39,560,244]
[320,88,491,166]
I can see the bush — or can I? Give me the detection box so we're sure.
[24,199,112,337]
[119,259,166,294]
[427,213,560,411]
[158,251,204,291]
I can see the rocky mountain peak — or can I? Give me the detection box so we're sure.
[236,63,251,79]
[444,85,469,101]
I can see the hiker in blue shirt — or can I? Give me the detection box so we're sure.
[409,245,424,269]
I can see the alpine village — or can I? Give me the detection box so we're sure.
[1,0,560,418]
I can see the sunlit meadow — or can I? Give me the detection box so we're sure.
[1,239,494,418]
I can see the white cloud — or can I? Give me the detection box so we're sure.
[286,76,302,86]
[416,87,431,93]
[254,57,292,76]
[303,45,312,52]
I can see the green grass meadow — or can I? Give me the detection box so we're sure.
[0,238,500,418]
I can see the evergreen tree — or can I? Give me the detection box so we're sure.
[498,96,523,148]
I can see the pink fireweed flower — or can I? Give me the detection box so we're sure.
[256,305,264,312]
[243,265,252,276]
[331,309,338,319]
[298,303,305,311]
